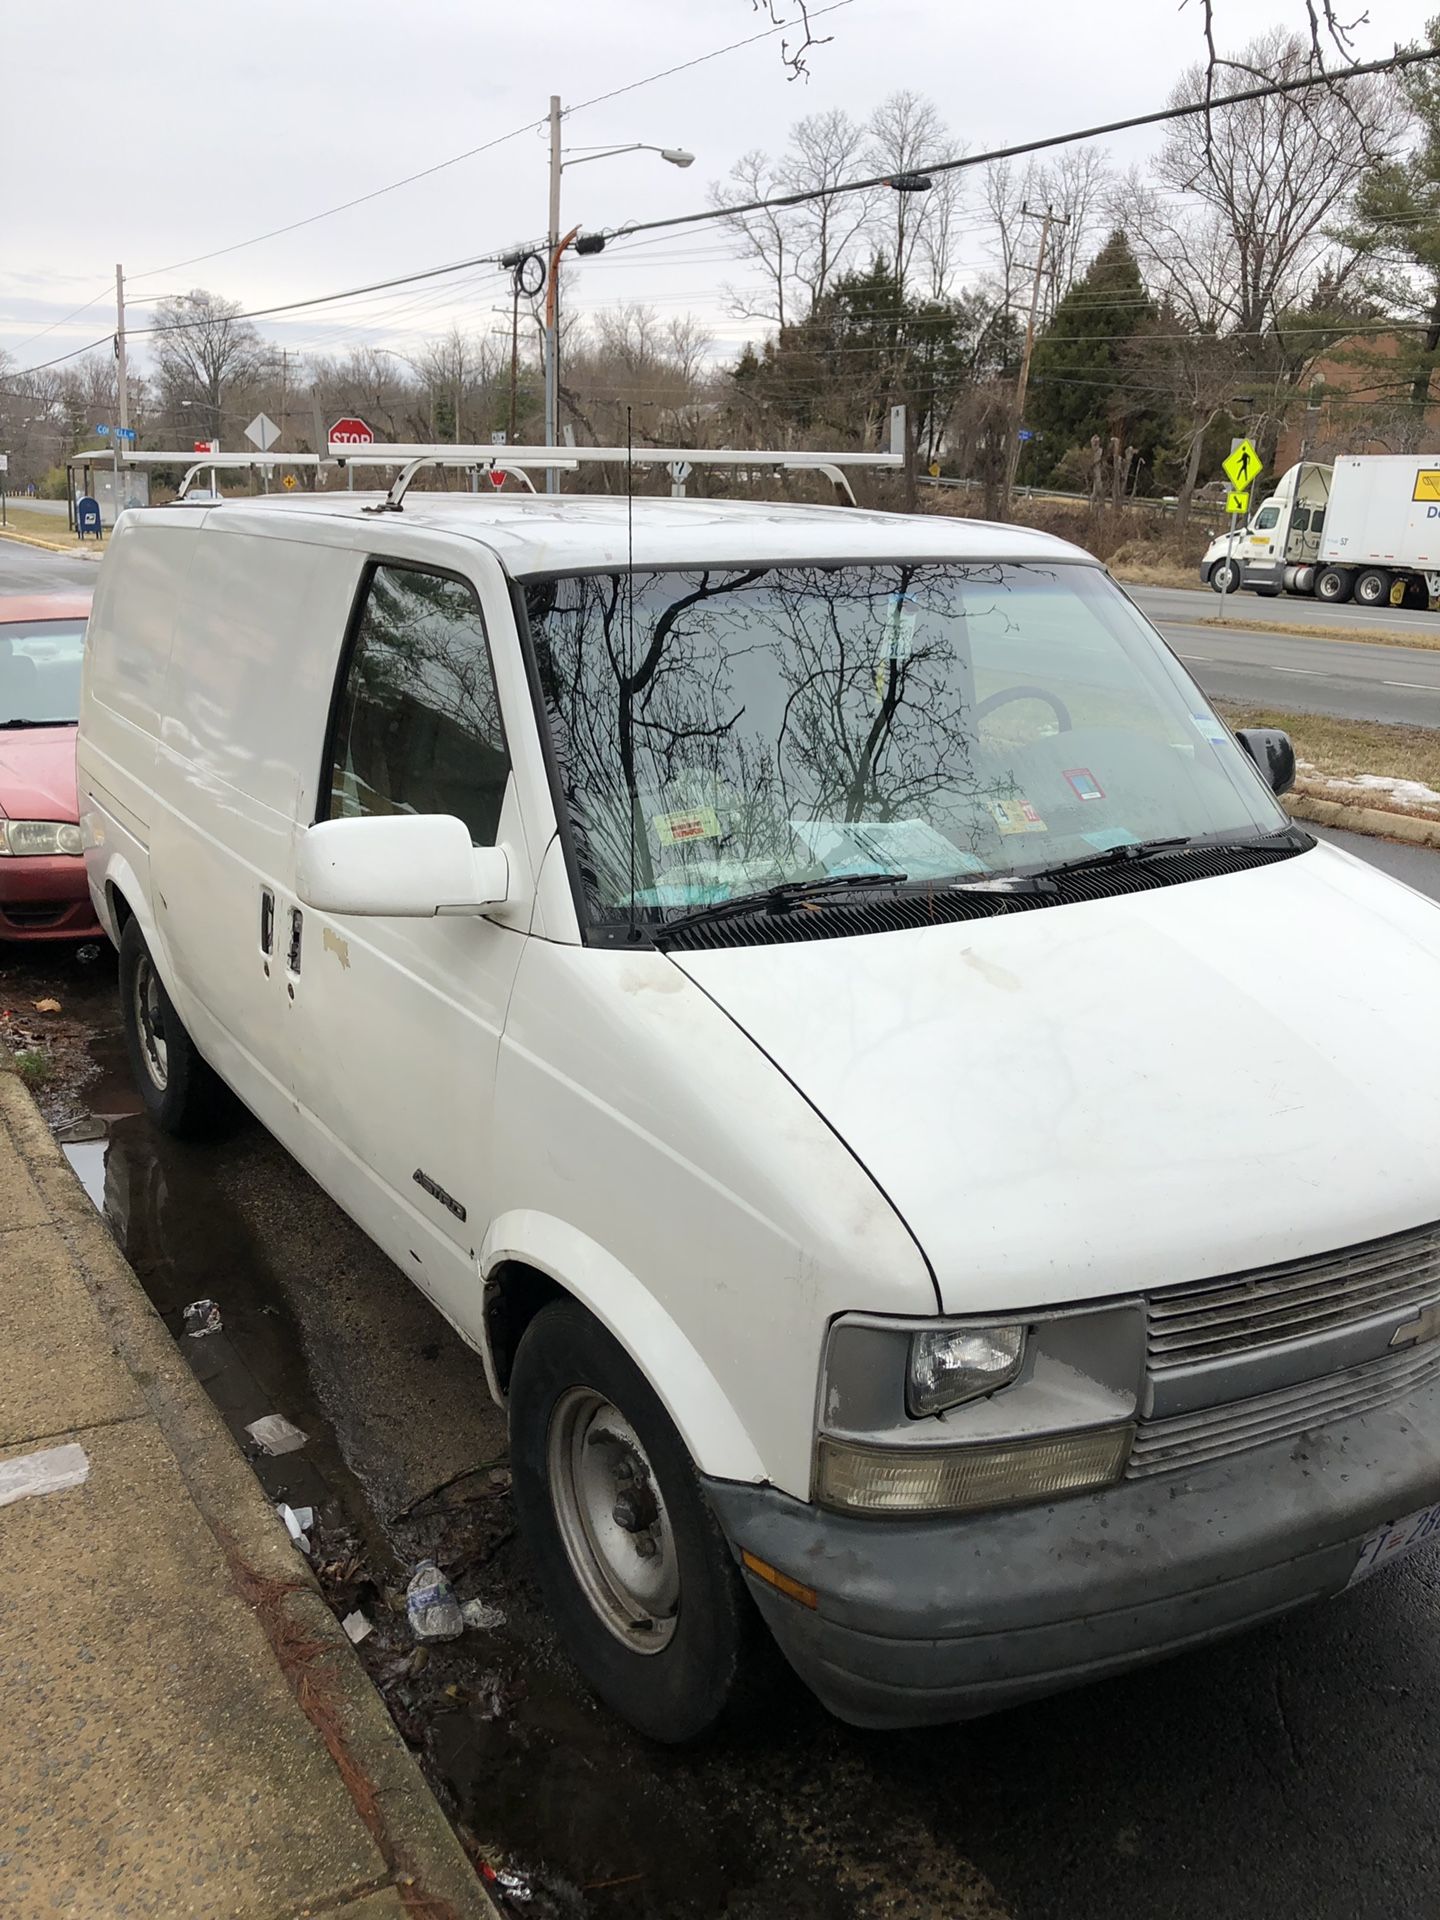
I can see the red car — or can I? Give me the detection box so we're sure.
[0,593,102,940]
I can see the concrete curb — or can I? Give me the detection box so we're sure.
[0,1061,496,1920]
[0,523,102,556]
[1287,790,1440,848]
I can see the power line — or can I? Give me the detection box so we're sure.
[121,0,857,289]
[606,47,1440,246]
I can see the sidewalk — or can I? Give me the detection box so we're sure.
[0,1059,494,1919]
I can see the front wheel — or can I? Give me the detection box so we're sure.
[508,1299,758,1743]
[1209,558,1243,594]
[118,917,230,1137]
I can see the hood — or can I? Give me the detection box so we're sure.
[671,844,1440,1312]
[0,727,80,823]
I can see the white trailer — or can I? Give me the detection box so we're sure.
[1200,455,1440,612]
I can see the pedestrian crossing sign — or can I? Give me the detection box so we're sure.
[1223,439,1263,491]
[1226,488,1250,515]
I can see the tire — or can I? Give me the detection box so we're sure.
[509,1298,759,1743]
[118,917,230,1137]
[1402,576,1431,610]
[1353,567,1393,609]
[1209,558,1243,594]
[1315,566,1353,604]
[1254,585,1283,597]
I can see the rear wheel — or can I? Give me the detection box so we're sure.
[1315,566,1353,604]
[1209,558,1243,594]
[509,1299,758,1743]
[1353,567,1393,609]
[118,917,230,1137]
[1402,575,1431,610]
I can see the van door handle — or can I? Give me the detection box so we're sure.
[260,888,275,955]
[287,907,303,975]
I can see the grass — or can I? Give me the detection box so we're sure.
[1198,613,1440,652]
[0,504,101,550]
[12,1047,51,1089]
[1215,702,1440,805]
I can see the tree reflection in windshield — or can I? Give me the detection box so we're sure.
[525,562,1282,933]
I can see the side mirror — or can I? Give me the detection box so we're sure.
[297,814,509,917]
[1235,727,1296,797]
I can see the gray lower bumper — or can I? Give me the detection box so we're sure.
[704,1374,1440,1729]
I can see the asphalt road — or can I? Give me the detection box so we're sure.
[9,821,1440,1920]
[0,533,100,593]
[1129,585,1440,727]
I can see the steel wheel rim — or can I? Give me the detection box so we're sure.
[547,1387,679,1653]
[133,954,169,1091]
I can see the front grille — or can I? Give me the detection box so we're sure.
[1146,1221,1440,1372]
[1127,1341,1440,1477]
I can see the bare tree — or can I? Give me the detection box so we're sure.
[150,289,268,442]
[1113,30,1402,341]
[865,91,956,297]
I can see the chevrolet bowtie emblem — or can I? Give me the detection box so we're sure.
[1391,1303,1440,1349]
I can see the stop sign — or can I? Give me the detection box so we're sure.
[328,416,374,446]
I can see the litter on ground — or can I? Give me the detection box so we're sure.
[407,1560,464,1641]
[245,1413,308,1455]
[182,1298,223,1338]
[0,1442,90,1507]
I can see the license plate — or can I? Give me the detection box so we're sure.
[1346,1499,1440,1589]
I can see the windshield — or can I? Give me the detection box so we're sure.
[525,563,1289,934]
[0,619,87,726]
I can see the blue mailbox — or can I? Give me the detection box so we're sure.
[75,496,103,540]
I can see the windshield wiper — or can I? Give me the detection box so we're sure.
[0,718,71,730]
[653,870,909,939]
[1033,826,1306,881]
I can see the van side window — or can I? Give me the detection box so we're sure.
[327,565,509,844]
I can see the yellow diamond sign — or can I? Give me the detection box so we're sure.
[1226,488,1250,515]
[1223,439,1263,491]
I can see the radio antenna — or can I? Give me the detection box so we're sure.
[626,406,639,943]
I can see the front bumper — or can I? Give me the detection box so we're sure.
[0,852,103,940]
[704,1372,1440,1729]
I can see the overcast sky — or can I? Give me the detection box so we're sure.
[3,0,1434,378]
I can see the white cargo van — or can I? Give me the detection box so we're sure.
[78,484,1440,1739]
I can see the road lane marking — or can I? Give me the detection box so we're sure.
[1382,679,1436,690]
[1177,653,1211,661]
[1265,665,1319,675]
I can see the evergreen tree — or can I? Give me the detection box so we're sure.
[1025,231,1165,485]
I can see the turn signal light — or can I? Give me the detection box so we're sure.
[815,1426,1133,1516]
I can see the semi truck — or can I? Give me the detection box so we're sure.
[1200,454,1440,611]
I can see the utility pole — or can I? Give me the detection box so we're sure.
[114,263,129,459]
[1002,206,1066,517]
[278,347,288,449]
[509,277,520,445]
[545,93,563,493]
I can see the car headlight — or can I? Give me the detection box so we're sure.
[0,819,83,857]
[907,1324,1025,1417]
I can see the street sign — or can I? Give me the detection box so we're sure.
[1017,428,1034,443]
[328,416,374,446]
[0,454,8,474]
[193,439,218,454]
[1226,488,1250,515]
[1222,438,1262,491]
[114,426,136,443]
[490,430,508,446]
[488,467,507,489]
[245,412,279,452]
[94,424,110,436]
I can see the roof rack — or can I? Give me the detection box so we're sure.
[330,405,907,512]
[109,449,576,501]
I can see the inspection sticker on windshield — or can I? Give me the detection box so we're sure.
[653,807,721,847]
[1346,1498,1440,1589]
[1063,767,1105,802]
[986,797,1047,835]
[1191,712,1229,747]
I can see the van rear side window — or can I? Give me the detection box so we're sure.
[326,564,509,845]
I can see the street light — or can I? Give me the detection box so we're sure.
[543,94,695,489]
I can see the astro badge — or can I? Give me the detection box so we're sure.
[1063,767,1104,802]
[986,796,1047,836]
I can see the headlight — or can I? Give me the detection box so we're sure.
[907,1324,1024,1417]
[0,820,83,857]
[816,1425,1133,1516]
